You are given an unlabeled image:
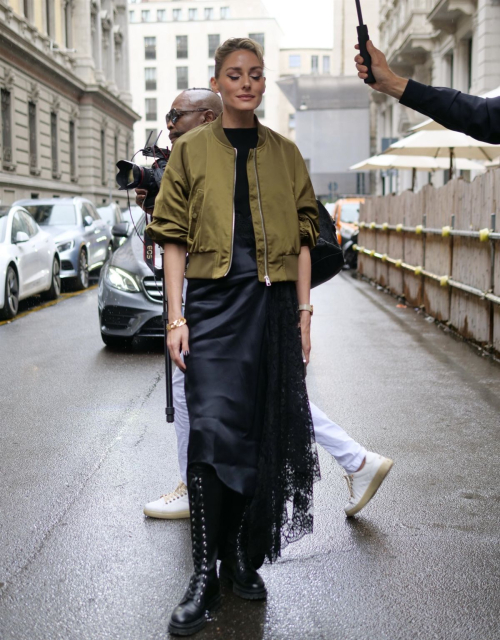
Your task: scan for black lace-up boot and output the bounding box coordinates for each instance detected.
[168,465,223,636]
[219,504,267,601]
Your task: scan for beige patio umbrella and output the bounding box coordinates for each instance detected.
[350,153,485,190]
[384,129,500,177]
[349,154,485,171]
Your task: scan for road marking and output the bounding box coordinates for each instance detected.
[0,285,98,326]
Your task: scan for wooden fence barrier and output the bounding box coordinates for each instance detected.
[357,167,500,355]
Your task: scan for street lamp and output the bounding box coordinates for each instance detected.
[299,100,308,111]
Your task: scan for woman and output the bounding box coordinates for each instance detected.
[147,38,320,636]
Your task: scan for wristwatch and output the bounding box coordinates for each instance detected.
[298,304,314,315]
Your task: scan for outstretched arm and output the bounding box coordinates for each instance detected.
[355,40,500,144]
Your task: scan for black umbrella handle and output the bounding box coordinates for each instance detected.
[357,24,376,85]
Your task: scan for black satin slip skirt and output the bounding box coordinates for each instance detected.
[184,242,267,497]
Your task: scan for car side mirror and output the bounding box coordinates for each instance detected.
[84,215,94,227]
[112,221,129,238]
[14,231,30,243]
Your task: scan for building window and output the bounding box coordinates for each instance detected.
[176,67,189,90]
[176,35,188,59]
[1,89,12,166]
[311,55,319,73]
[157,9,166,22]
[204,7,214,20]
[288,113,296,130]
[101,129,106,185]
[173,8,181,21]
[125,137,130,160]
[145,67,157,91]
[145,128,158,145]
[145,98,157,121]
[129,10,135,22]
[69,120,77,180]
[466,38,473,91]
[51,111,58,177]
[23,0,33,21]
[64,0,73,48]
[289,54,301,68]
[28,102,37,172]
[141,10,151,22]
[322,55,330,74]
[249,33,264,52]
[46,0,54,38]
[208,65,215,85]
[208,34,220,58]
[220,6,230,19]
[255,96,265,119]
[114,134,119,168]
[144,37,156,60]
[356,173,365,195]
[188,8,197,20]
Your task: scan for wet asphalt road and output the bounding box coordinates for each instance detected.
[0,272,499,640]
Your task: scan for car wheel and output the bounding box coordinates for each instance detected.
[75,249,89,290]
[0,265,19,320]
[41,258,61,301]
[101,333,134,349]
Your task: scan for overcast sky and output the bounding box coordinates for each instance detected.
[263,0,334,49]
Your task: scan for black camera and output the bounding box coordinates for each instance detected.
[116,144,170,210]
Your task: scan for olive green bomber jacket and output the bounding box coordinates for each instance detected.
[146,116,319,283]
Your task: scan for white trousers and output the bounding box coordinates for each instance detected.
[172,367,366,484]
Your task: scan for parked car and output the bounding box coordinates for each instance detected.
[98,214,165,348]
[97,203,129,251]
[332,198,364,269]
[0,205,60,319]
[15,197,113,290]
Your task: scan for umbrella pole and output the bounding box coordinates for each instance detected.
[449,148,455,180]
[411,167,416,192]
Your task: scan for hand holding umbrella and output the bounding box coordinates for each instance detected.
[355,0,376,84]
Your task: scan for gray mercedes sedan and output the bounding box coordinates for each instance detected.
[97,213,164,348]
[16,197,112,290]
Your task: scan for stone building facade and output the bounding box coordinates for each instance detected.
[0,0,138,206]
[127,0,282,149]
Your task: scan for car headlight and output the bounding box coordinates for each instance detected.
[57,240,74,252]
[107,266,140,292]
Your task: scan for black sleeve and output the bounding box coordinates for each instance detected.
[399,79,500,145]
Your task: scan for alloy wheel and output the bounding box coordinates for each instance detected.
[6,267,19,316]
[79,250,89,289]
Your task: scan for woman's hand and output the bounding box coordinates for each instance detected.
[300,310,312,366]
[167,324,190,372]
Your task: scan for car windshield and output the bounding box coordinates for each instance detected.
[0,207,10,243]
[341,203,360,223]
[25,204,77,226]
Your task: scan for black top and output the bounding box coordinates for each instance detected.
[400,79,500,145]
[224,128,259,249]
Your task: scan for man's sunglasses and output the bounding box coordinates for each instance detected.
[166,108,210,124]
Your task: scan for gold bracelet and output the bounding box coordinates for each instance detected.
[167,317,187,331]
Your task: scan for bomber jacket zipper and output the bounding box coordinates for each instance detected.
[253,150,271,286]
[224,148,237,277]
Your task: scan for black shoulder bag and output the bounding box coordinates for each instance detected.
[310,199,345,289]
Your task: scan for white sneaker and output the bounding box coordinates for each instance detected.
[143,481,190,519]
[344,451,393,517]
